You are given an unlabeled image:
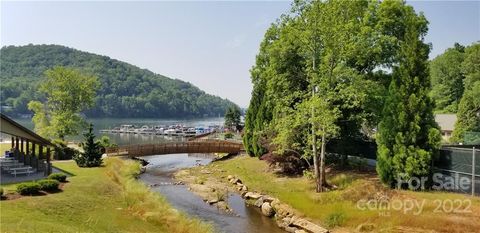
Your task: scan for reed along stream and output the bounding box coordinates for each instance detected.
[139,153,284,233]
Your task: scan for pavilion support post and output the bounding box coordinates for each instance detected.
[45,147,51,175]
[15,137,19,151]
[11,136,14,149]
[20,138,24,153]
[30,142,36,167]
[24,140,30,163]
[38,145,44,171]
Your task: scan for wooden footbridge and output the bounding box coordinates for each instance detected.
[105,139,244,157]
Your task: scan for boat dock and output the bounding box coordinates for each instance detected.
[99,124,220,137]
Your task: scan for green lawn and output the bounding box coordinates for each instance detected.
[0,143,11,155]
[193,155,480,232]
[0,158,212,233]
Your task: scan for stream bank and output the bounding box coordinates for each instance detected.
[138,153,284,233]
[175,159,330,233]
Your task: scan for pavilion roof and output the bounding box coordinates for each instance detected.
[0,113,54,146]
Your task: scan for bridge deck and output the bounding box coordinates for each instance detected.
[105,139,243,157]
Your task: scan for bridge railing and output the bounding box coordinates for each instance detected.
[105,139,243,157]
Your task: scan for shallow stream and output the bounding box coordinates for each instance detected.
[139,153,284,233]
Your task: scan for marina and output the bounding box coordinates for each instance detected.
[99,124,222,137]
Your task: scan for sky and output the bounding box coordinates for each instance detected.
[1,1,479,108]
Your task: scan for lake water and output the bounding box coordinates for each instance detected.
[4,117,225,145]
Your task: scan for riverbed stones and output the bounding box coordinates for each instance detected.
[294,230,307,233]
[272,201,294,218]
[254,197,264,207]
[244,192,262,200]
[291,218,329,233]
[261,202,274,217]
[207,199,219,204]
[228,176,242,185]
[241,185,248,191]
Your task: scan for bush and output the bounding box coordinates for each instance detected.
[224,132,234,139]
[0,187,3,197]
[261,152,308,175]
[48,173,67,182]
[325,211,347,228]
[303,169,315,180]
[38,179,60,191]
[53,140,80,160]
[17,182,41,195]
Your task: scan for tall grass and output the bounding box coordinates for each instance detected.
[104,158,212,233]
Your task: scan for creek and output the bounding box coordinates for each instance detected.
[139,153,284,233]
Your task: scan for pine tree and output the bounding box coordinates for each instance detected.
[74,123,102,167]
[376,9,441,188]
[224,106,241,131]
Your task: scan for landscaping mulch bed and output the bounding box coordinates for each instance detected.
[1,183,66,201]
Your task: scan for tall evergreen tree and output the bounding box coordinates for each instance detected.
[376,7,441,187]
[224,106,241,131]
[74,124,102,167]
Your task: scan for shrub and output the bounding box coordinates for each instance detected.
[48,173,67,182]
[38,179,60,191]
[224,132,234,139]
[261,152,308,175]
[0,187,3,197]
[325,211,347,228]
[329,174,354,189]
[17,182,41,195]
[53,139,80,160]
[303,169,315,180]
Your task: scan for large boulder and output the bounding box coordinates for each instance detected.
[262,195,276,202]
[230,178,242,184]
[294,230,307,233]
[207,199,219,204]
[272,201,295,218]
[244,192,262,200]
[291,218,329,233]
[261,202,275,217]
[254,197,264,207]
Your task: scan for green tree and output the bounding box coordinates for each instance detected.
[74,124,102,167]
[224,106,241,130]
[430,43,465,113]
[462,43,480,89]
[28,66,99,140]
[97,135,117,154]
[451,81,480,143]
[376,6,441,187]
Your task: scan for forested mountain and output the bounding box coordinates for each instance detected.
[0,44,236,118]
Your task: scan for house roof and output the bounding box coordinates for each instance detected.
[0,113,54,146]
[435,114,457,132]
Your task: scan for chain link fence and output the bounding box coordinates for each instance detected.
[434,147,479,195]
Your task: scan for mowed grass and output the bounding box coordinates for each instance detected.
[0,143,12,155]
[0,158,212,233]
[198,155,480,232]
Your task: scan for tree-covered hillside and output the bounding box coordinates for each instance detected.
[0,44,237,118]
